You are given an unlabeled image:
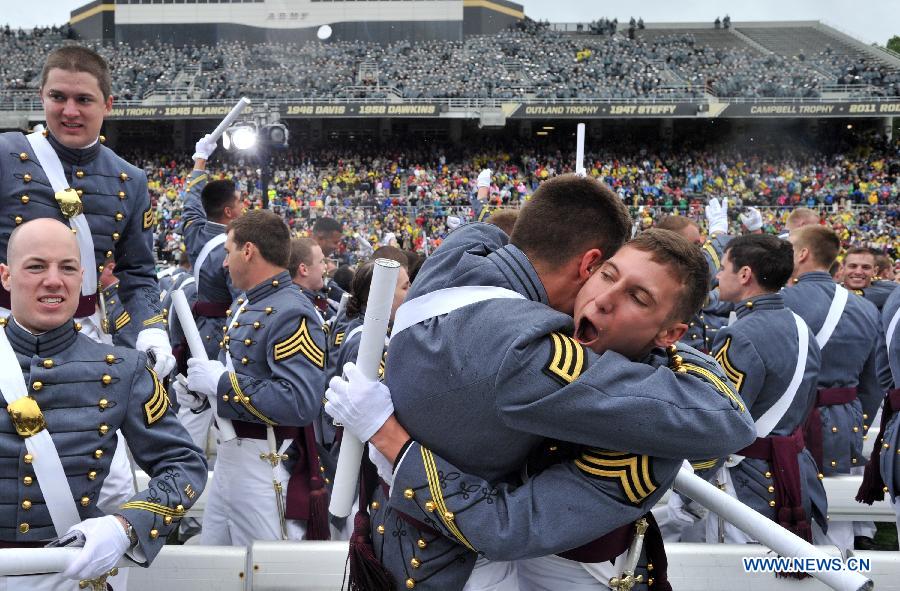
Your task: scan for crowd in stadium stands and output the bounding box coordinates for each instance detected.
[2,20,899,102]
[129,138,899,263]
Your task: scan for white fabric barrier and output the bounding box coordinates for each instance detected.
[118,541,900,591]
[248,541,348,590]
[129,545,247,591]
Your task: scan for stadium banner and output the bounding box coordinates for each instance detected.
[718,101,900,118]
[506,103,699,118]
[105,103,446,120]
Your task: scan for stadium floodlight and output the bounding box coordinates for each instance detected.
[222,124,258,152]
[317,25,333,40]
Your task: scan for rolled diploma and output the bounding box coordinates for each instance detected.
[575,122,586,175]
[329,259,401,518]
[0,549,134,576]
[171,289,237,442]
[674,468,872,591]
[208,97,252,143]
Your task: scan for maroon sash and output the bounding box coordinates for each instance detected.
[192,300,229,318]
[804,387,858,471]
[738,427,812,542]
[857,389,900,504]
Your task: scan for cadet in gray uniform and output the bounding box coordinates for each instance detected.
[0,219,206,590]
[98,260,139,349]
[842,248,898,312]
[857,285,900,545]
[328,229,748,591]
[179,137,243,360]
[782,225,882,553]
[327,177,755,591]
[707,234,826,544]
[187,210,328,545]
[0,46,173,377]
[288,237,333,323]
[656,215,723,353]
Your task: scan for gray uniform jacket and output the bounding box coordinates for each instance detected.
[213,271,327,428]
[782,271,882,475]
[0,132,164,330]
[711,293,827,528]
[0,317,207,562]
[179,169,240,360]
[371,223,755,590]
[101,281,140,349]
[861,280,898,312]
[878,287,900,499]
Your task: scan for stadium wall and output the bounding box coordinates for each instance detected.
[70,0,116,41]
[71,0,522,44]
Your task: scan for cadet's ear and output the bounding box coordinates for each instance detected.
[577,248,603,281]
[0,263,9,291]
[653,321,687,349]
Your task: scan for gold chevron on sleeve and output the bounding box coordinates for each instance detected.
[714,337,745,392]
[574,450,657,505]
[142,314,165,326]
[691,459,719,471]
[273,317,325,367]
[334,331,345,347]
[120,501,186,518]
[143,367,170,426]
[114,311,131,331]
[229,372,276,426]
[682,362,745,413]
[702,241,721,271]
[143,207,155,230]
[543,332,586,385]
[420,446,476,551]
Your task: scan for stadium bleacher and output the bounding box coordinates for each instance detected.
[2,19,899,103]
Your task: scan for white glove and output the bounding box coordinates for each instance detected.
[193,133,217,162]
[61,515,130,581]
[476,168,492,189]
[368,443,395,486]
[174,375,205,411]
[739,206,763,231]
[705,197,728,235]
[324,362,394,442]
[187,358,226,398]
[136,328,176,376]
[446,215,461,230]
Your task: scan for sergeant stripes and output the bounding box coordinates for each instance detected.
[273,317,325,367]
[574,450,657,505]
[420,446,476,552]
[114,310,131,331]
[714,337,746,392]
[143,367,170,426]
[544,332,586,385]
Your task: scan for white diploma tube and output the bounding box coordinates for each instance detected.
[171,289,237,442]
[0,548,134,576]
[674,468,872,591]
[209,97,252,143]
[329,259,401,518]
[575,122,586,176]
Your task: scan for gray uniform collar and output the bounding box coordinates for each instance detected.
[734,292,784,320]
[794,271,834,284]
[486,244,549,305]
[245,270,292,304]
[204,221,228,235]
[4,317,79,357]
